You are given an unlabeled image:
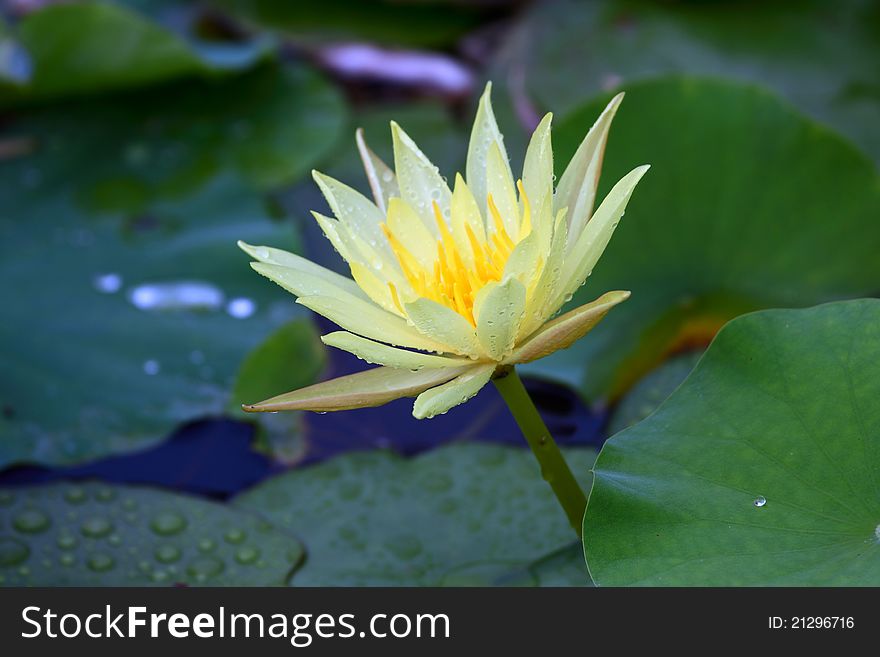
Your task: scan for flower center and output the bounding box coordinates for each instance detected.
[381,181,532,326]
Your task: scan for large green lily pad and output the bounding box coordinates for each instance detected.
[527,78,880,401]
[0,64,343,468]
[511,0,880,162]
[584,300,880,586]
[235,443,596,586]
[0,481,303,586]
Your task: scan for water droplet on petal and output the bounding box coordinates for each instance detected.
[753,496,767,508]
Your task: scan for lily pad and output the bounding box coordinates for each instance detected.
[512,0,880,162]
[2,1,262,104]
[584,299,880,586]
[235,443,596,586]
[0,64,343,468]
[527,78,880,401]
[0,481,303,586]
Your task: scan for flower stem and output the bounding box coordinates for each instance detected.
[493,367,587,538]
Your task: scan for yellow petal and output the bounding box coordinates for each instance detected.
[556,92,624,249]
[298,295,450,354]
[521,209,568,336]
[486,141,520,239]
[412,363,495,419]
[356,127,398,214]
[238,240,366,299]
[386,197,437,268]
[312,171,389,256]
[243,366,466,413]
[505,291,630,364]
[522,112,554,222]
[473,277,526,360]
[390,120,451,234]
[322,331,469,369]
[466,82,512,222]
[312,211,358,267]
[403,297,482,358]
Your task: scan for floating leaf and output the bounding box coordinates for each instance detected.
[527,78,880,401]
[584,300,880,586]
[235,443,596,586]
[0,481,303,586]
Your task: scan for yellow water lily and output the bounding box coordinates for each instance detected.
[239,84,648,421]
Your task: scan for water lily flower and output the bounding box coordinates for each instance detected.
[239,85,648,421]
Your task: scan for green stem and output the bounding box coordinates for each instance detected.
[493,367,588,538]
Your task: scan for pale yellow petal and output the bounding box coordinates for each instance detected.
[556,165,649,309]
[473,277,526,360]
[386,197,437,269]
[486,141,520,239]
[556,92,624,250]
[349,261,405,316]
[243,366,466,413]
[403,298,482,358]
[505,291,630,364]
[312,171,389,255]
[466,82,512,221]
[412,363,495,419]
[238,240,366,299]
[520,209,568,336]
[390,121,451,234]
[522,112,554,223]
[297,295,450,354]
[322,331,470,369]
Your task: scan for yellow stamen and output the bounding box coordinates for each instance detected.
[379,184,541,326]
[388,282,403,313]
